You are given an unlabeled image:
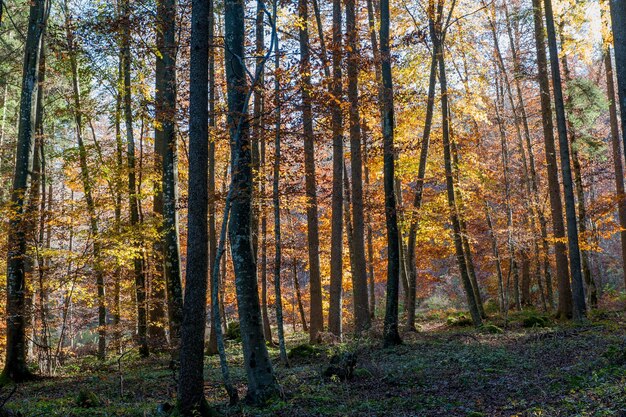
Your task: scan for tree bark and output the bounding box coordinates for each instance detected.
[381,0,402,346]
[327,0,344,339]
[532,0,565,310]
[436,11,482,326]
[604,46,626,292]
[346,0,370,333]
[225,0,277,402]
[177,0,212,412]
[544,0,586,320]
[297,0,323,343]
[155,0,183,351]
[120,0,149,356]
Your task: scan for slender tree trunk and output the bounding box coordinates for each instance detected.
[297,0,323,343]
[120,0,149,356]
[532,0,564,310]
[225,0,277,402]
[362,122,376,319]
[273,28,288,365]
[113,70,123,354]
[485,202,506,313]
[207,0,219,356]
[381,0,402,346]
[503,1,551,307]
[327,0,344,338]
[437,27,482,327]
[177,0,212,412]
[610,5,626,260]
[293,259,308,331]
[559,45,598,309]
[544,0,586,320]
[155,0,183,351]
[604,47,626,289]
[64,1,107,361]
[406,48,437,331]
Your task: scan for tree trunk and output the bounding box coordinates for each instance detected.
[207,0,218,356]
[604,46,626,292]
[543,0,586,320]
[177,0,212,412]
[406,46,437,331]
[531,0,565,310]
[362,122,376,319]
[610,5,626,258]
[346,0,370,333]
[381,0,402,346]
[225,0,277,402]
[327,0,344,339]
[155,0,183,351]
[297,0,324,343]
[120,0,149,356]
[293,259,308,331]
[64,1,107,361]
[437,26,482,327]
[273,28,288,365]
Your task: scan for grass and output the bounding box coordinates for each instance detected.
[4,309,626,416]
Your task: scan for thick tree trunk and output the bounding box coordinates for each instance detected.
[225,0,277,402]
[297,0,324,342]
[381,0,402,346]
[177,0,212,413]
[544,0,586,320]
[155,0,183,351]
[327,0,344,338]
[346,0,370,333]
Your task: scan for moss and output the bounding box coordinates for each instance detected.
[446,312,474,327]
[521,314,549,328]
[288,343,323,360]
[225,321,241,342]
[75,390,100,408]
[479,324,503,334]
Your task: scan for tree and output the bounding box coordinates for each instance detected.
[177,0,212,412]
[2,0,49,383]
[225,0,278,403]
[434,0,482,327]
[346,0,370,333]
[543,0,586,320]
[327,0,344,338]
[155,0,183,352]
[63,0,106,360]
[531,0,566,311]
[297,0,323,343]
[611,0,626,181]
[380,0,402,347]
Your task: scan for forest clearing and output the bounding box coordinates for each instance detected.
[2,0,626,415]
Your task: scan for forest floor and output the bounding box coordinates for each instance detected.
[4,307,626,417]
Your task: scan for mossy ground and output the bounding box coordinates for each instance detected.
[5,309,626,416]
